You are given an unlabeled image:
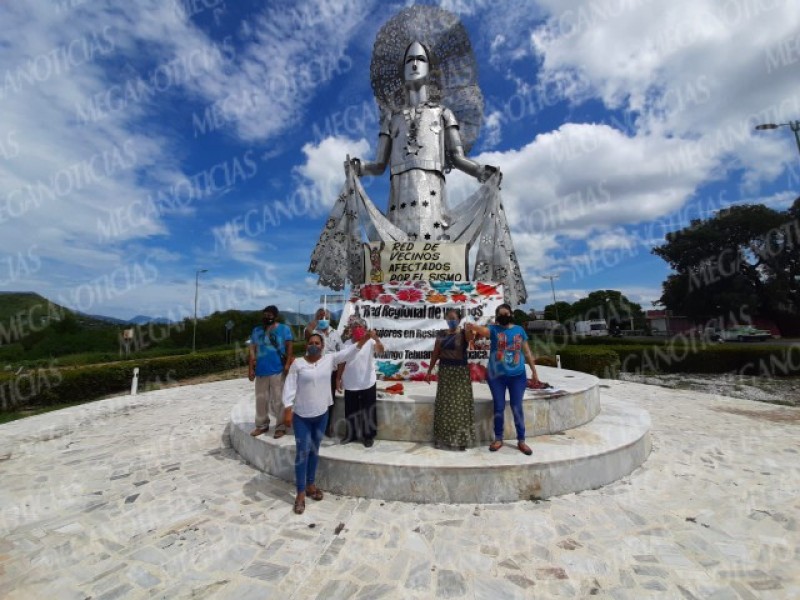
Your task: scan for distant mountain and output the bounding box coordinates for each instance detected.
[127,315,174,325]
[84,313,129,325]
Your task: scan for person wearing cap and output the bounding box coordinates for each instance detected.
[305,307,343,437]
[249,305,294,438]
[337,317,384,447]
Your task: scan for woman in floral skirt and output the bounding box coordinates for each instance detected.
[425,308,476,450]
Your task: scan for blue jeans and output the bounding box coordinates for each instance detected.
[292,412,329,493]
[487,373,527,442]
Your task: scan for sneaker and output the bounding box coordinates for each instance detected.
[363,438,374,448]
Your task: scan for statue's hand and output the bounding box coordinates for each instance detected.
[344,157,362,177]
[479,164,499,183]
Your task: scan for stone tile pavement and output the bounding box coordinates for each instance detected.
[0,378,798,599]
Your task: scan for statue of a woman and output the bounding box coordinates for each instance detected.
[348,41,498,243]
[309,6,527,306]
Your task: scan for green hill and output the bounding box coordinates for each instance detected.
[0,292,117,335]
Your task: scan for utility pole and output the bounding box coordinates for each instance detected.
[542,274,560,322]
[193,269,208,353]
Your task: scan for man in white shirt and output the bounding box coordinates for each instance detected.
[337,317,384,447]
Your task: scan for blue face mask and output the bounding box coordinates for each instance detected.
[446,320,459,330]
[307,345,322,357]
[317,319,329,330]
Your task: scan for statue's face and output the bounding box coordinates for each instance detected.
[404,41,429,83]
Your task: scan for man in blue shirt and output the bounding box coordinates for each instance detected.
[249,305,294,438]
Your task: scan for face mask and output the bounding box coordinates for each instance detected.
[497,314,512,326]
[352,327,365,341]
[317,319,329,330]
[307,345,322,357]
[446,320,459,330]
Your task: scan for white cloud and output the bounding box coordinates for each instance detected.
[0,0,374,319]
[186,0,376,142]
[467,122,718,238]
[293,136,371,213]
[530,0,800,185]
[587,229,636,252]
[480,110,503,149]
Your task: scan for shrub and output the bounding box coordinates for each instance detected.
[534,355,558,368]
[613,342,800,377]
[0,348,249,412]
[557,347,621,378]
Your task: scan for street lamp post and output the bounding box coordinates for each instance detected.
[755,121,800,159]
[542,274,560,321]
[297,299,306,338]
[193,269,208,353]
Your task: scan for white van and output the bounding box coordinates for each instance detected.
[574,319,608,337]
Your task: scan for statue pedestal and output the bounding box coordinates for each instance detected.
[330,366,599,442]
[229,366,652,503]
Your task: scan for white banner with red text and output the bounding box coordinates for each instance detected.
[338,280,504,381]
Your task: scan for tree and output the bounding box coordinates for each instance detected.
[568,290,644,329]
[652,201,800,324]
[543,301,572,323]
[512,309,528,326]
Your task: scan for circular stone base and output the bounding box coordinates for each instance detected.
[344,366,600,443]
[229,393,651,503]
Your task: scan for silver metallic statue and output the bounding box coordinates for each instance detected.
[349,40,497,242]
[309,6,527,305]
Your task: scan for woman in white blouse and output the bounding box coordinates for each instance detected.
[282,331,373,514]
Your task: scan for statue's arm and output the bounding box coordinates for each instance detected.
[348,111,392,177]
[446,125,498,183]
[354,134,391,177]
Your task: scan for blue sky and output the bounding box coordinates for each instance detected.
[1,0,799,320]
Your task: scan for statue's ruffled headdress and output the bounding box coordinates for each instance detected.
[370,5,484,156]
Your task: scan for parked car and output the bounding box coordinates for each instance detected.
[714,326,772,342]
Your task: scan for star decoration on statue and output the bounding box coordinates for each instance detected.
[422,200,429,207]
[390,204,396,211]
[430,190,436,196]
[410,233,418,240]
[405,139,423,156]
[400,203,406,209]
[424,233,431,240]
[433,222,440,229]
[410,201,417,207]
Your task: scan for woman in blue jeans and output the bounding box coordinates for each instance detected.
[471,303,541,455]
[281,332,371,514]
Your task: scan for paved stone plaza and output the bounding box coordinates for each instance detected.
[1,378,798,599]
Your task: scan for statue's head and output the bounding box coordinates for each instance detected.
[403,41,430,86]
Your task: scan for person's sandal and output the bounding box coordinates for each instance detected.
[293,497,305,514]
[307,486,324,501]
[489,440,503,452]
[250,425,268,437]
[517,441,532,456]
[274,427,286,439]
